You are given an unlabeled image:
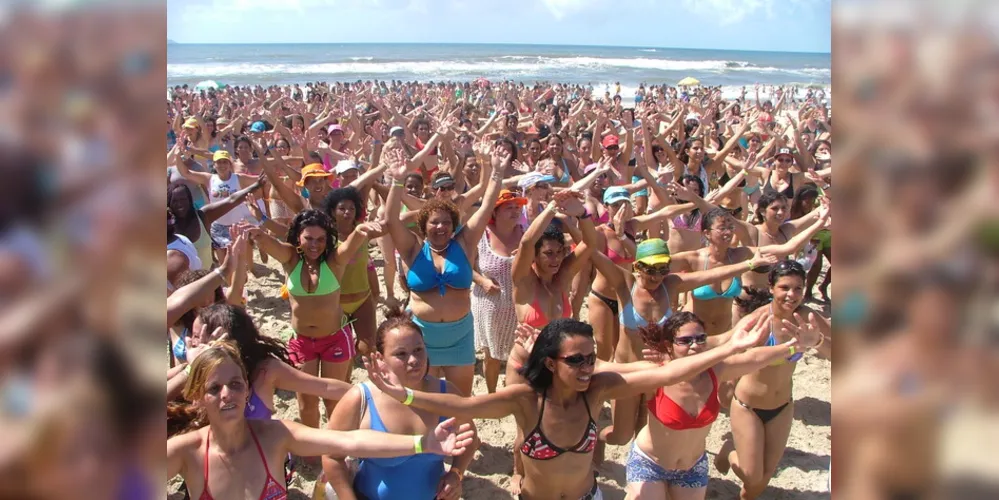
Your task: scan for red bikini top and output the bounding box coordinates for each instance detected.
[647,368,719,431]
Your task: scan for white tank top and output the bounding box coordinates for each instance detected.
[167,234,202,271]
[208,173,262,226]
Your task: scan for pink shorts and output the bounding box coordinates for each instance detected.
[287,325,355,365]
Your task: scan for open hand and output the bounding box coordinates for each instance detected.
[728,314,775,352]
[426,417,476,457]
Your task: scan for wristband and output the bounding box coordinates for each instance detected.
[747,260,756,271]
[184,364,191,376]
[259,213,269,223]
[413,434,423,454]
[452,469,464,481]
[402,387,414,405]
[394,181,405,188]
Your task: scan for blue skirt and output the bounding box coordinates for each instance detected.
[411,313,475,366]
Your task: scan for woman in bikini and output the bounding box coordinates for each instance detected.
[382,140,504,396]
[362,316,771,500]
[545,134,579,186]
[167,341,475,500]
[591,237,778,456]
[322,310,480,500]
[624,311,819,500]
[715,261,831,500]
[241,210,379,429]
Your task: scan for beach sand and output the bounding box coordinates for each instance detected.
[169,242,831,500]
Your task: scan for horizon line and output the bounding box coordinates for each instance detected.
[166,40,830,56]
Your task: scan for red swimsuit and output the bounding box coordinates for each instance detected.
[199,426,288,500]
[647,368,720,430]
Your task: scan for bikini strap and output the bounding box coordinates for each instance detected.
[581,392,594,420]
[203,429,211,485]
[247,424,274,477]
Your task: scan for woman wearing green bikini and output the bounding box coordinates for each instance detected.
[241,210,380,430]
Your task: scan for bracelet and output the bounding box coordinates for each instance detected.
[184,364,191,376]
[812,335,825,349]
[413,434,423,454]
[402,387,415,405]
[394,181,405,188]
[213,267,230,287]
[452,469,465,481]
[747,261,756,271]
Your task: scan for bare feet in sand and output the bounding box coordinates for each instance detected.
[715,439,735,475]
[510,473,523,496]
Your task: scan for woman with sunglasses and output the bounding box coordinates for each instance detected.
[760,147,806,200]
[624,311,811,500]
[591,238,777,455]
[168,341,476,500]
[382,142,505,397]
[716,261,830,500]
[362,316,771,500]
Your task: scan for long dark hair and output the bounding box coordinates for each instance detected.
[287,209,337,260]
[754,191,789,224]
[678,174,705,228]
[735,260,807,313]
[790,184,819,220]
[518,318,593,392]
[197,303,291,382]
[641,311,705,359]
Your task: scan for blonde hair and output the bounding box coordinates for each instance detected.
[167,341,248,436]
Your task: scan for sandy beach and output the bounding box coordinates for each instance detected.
[170,242,831,500]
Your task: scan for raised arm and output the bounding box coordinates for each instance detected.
[281,418,475,459]
[199,174,266,227]
[173,155,212,186]
[760,206,829,257]
[333,222,381,267]
[459,147,505,249]
[382,149,419,257]
[512,201,558,282]
[669,250,775,293]
[242,223,297,265]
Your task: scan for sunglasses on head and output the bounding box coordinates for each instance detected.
[674,334,708,346]
[558,352,597,368]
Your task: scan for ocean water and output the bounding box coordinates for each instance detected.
[167,43,829,100]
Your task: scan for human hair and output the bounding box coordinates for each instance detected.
[701,207,732,235]
[678,174,705,228]
[168,182,196,218]
[167,341,248,436]
[678,137,704,164]
[416,198,461,238]
[374,306,424,354]
[234,135,253,152]
[735,260,807,313]
[494,136,518,161]
[173,269,226,333]
[204,116,218,138]
[197,303,291,382]
[640,311,705,359]
[319,187,364,224]
[412,118,431,133]
[754,191,789,224]
[790,184,820,219]
[286,209,337,260]
[534,222,566,254]
[808,139,831,157]
[518,318,594,391]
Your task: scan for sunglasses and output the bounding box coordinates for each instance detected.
[777,157,792,163]
[436,184,455,191]
[636,263,669,275]
[558,352,597,368]
[674,334,708,346]
[605,146,620,151]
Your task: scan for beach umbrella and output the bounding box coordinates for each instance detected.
[194,80,221,91]
[677,77,700,87]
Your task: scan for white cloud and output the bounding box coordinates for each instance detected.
[681,0,821,26]
[541,0,606,20]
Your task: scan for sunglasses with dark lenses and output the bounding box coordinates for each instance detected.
[558,352,597,367]
[637,263,669,275]
[674,334,708,346]
[436,184,455,191]
[606,145,620,151]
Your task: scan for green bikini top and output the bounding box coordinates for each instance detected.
[286,258,341,297]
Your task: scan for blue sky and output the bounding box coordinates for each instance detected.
[167,0,830,53]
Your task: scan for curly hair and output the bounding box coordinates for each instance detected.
[534,222,566,253]
[417,198,461,238]
[286,209,337,260]
[319,187,364,225]
[640,311,705,360]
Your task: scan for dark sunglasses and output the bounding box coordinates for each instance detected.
[435,184,455,191]
[605,145,620,151]
[674,334,708,346]
[558,352,597,368]
[636,263,669,275]
[777,157,792,163]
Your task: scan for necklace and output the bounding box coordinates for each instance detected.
[428,240,449,254]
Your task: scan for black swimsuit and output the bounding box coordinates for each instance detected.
[763,173,795,199]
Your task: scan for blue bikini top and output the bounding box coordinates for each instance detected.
[405,238,473,296]
[692,251,742,301]
[620,282,672,331]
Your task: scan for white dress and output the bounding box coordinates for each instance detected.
[470,228,519,360]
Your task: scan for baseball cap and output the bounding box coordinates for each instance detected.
[212,150,232,163]
[327,123,344,134]
[389,126,405,137]
[775,147,794,159]
[517,172,557,190]
[602,135,620,149]
[602,186,630,206]
[334,160,360,175]
[635,238,671,266]
[296,163,332,186]
[250,121,267,133]
[494,189,527,209]
[431,173,456,189]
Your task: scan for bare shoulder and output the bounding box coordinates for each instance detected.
[168,427,207,451]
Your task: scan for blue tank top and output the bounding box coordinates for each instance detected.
[353,381,449,500]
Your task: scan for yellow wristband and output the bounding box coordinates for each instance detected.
[184,364,191,376]
[403,388,414,405]
[747,260,756,271]
[413,434,423,454]
[787,346,796,357]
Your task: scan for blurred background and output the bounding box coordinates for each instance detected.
[0,0,995,499]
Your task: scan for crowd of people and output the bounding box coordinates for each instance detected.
[166,78,833,500]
